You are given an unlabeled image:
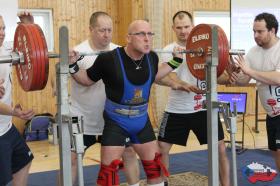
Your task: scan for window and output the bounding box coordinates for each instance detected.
[18,9,54,52]
[193,11,230,43]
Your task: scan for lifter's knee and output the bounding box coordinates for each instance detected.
[141,153,169,180]
[158,142,172,155]
[123,146,137,159]
[97,159,123,186]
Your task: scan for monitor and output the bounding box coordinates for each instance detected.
[217,92,247,114]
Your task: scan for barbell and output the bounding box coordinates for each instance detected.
[1,23,244,91]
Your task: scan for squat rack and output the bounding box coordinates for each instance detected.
[55,25,238,186]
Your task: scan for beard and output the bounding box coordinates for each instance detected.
[0,39,4,47]
[255,35,271,48]
[256,41,263,47]
[255,38,266,47]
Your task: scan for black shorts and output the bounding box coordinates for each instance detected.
[158,110,224,146]
[0,125,34,185]
[71,134,101,151]
[266,114,280,151]
[101,113,156,146]
[83,135,102,151]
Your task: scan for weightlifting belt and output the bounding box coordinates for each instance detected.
[105,99,148,117]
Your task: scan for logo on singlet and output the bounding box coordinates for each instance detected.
[125,88,145,104]
[125,137,130,143]
[28,151,32,156]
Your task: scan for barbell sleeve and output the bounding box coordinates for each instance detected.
[48,53,60,58]
[228,49,245,55]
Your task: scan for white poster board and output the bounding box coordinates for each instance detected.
[231,0,280,84]
[231,0,280,54]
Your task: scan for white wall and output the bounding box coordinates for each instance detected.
[0,0,18,42]
[194,11,230,42]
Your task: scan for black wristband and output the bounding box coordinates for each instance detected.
[167,57,183,69]
[173,57,183,63]
[69,62,79,74]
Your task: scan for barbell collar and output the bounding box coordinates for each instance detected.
[48,53,60,58]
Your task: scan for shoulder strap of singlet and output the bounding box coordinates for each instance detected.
[112,48,123,83]
[147,53,155,80]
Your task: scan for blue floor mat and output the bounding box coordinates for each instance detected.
[27,149,280,186]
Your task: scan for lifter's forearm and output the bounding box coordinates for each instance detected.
[156,73,174,87]
[71,69,95,86]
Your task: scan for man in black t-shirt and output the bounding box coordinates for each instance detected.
[69,20,188,186]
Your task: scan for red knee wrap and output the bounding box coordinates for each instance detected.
[97,159,124,186]
[141,153,170,180]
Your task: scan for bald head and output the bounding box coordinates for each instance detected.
[126,20,153,57]
[128,20,151,34]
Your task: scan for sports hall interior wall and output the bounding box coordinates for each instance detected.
[12,0,264,133]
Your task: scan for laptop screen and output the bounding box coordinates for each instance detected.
[217,92,247,114]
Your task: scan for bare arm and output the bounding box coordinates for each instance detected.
[155,62,174,82]
[0,103,34,120]
[0,102,15,116]
[235,73,252,86]
[221,56,252,86]
[244,70,280,85]
[157,72,204,94]
[217,69,241,85]
[156,73,174,87]
[0,79,5,99]
[234,55,280,86]
[155,46,184,82]
[71,69,96,86]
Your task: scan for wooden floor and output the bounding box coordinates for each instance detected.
[28,114,268,174]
